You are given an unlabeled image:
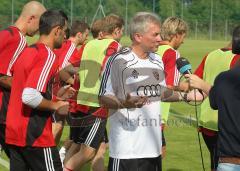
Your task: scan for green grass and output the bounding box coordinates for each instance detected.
[0,38,228,171]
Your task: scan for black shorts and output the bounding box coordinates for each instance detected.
[69,112,107,149]
[52,112,66,123]
[108,156,162,171]
[69,123,108,143]
[0,123,10,157]
[102,128,109,143]
[9,145,62,171]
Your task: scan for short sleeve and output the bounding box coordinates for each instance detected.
[25,50,57,93]
[101,41,121,74]
[162,49,180,86]
[230,54,240,68]
[194,55,208,79]
[99,57,119,97]
[69,44,85,67]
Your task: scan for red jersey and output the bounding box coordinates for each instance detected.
[6,43,59,147]
[158,43,180,87]
[54,40,79,70]
[69,44,86,67]
[0,26,27,124]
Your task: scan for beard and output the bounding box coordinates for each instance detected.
[54,40,63,49]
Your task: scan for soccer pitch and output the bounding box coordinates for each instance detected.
[0,38,228,171]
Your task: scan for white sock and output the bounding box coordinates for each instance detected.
[59,146,66,165]
[59,146,66,154]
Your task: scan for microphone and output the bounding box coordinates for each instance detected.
[176,57,203,95]
[176,57,192,74]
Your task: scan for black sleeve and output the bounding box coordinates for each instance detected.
[209,86,218,110]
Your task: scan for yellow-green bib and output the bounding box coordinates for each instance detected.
[77,38,117,107]
[200,49,234,131]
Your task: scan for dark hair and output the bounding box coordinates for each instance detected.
[232,25,240,54]
[70,20,89,37]
[39,9,68,35]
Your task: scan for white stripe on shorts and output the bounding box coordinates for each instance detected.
[84,118,101,146]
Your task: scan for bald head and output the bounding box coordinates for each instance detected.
[16,1,46,36]
[20,1,46,18]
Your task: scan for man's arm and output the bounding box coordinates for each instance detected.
[160,89,183,102]
[22,87,69,115]
[37,98,69,115]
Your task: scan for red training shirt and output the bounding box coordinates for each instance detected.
[0,26,27,124]
[6,43,58,147]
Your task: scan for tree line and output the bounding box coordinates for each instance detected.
[1,0,239,39]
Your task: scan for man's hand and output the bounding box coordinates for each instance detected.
[57,85,76,100]
[0,75,12,89]
[121,93,148,108]
[185,74,205,90]
[185,74,212,95]
[54,101,69,115]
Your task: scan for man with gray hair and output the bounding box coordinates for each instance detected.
[99,12,164,171]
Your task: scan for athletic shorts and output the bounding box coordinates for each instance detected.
[68,112,107,149]
[52,112,66,123]
[0,123,10,157]
[108,156,162,171]
[9,145,62,171]
[102,128,109,143]
[69,124,108,145]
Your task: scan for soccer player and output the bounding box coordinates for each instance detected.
[99,12,164,171]
[55,20,90,163]
[0,1,46,158]
[53,20,90,145]
[156,16,188,157]
[61,18,108,171]
[5,10,69,171]
[63,14,124,171]
[91,18,104,40]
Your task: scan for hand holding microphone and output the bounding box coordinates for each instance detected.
[176,57,204,92]
[176,57,207,102]
[185,74,206,91]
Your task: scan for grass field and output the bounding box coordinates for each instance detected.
[0,37,228,171]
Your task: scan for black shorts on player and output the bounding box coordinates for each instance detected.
[69,111,107,149]
[108,156,162,171]
[0,123,10,157]
[9,145,62,171]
